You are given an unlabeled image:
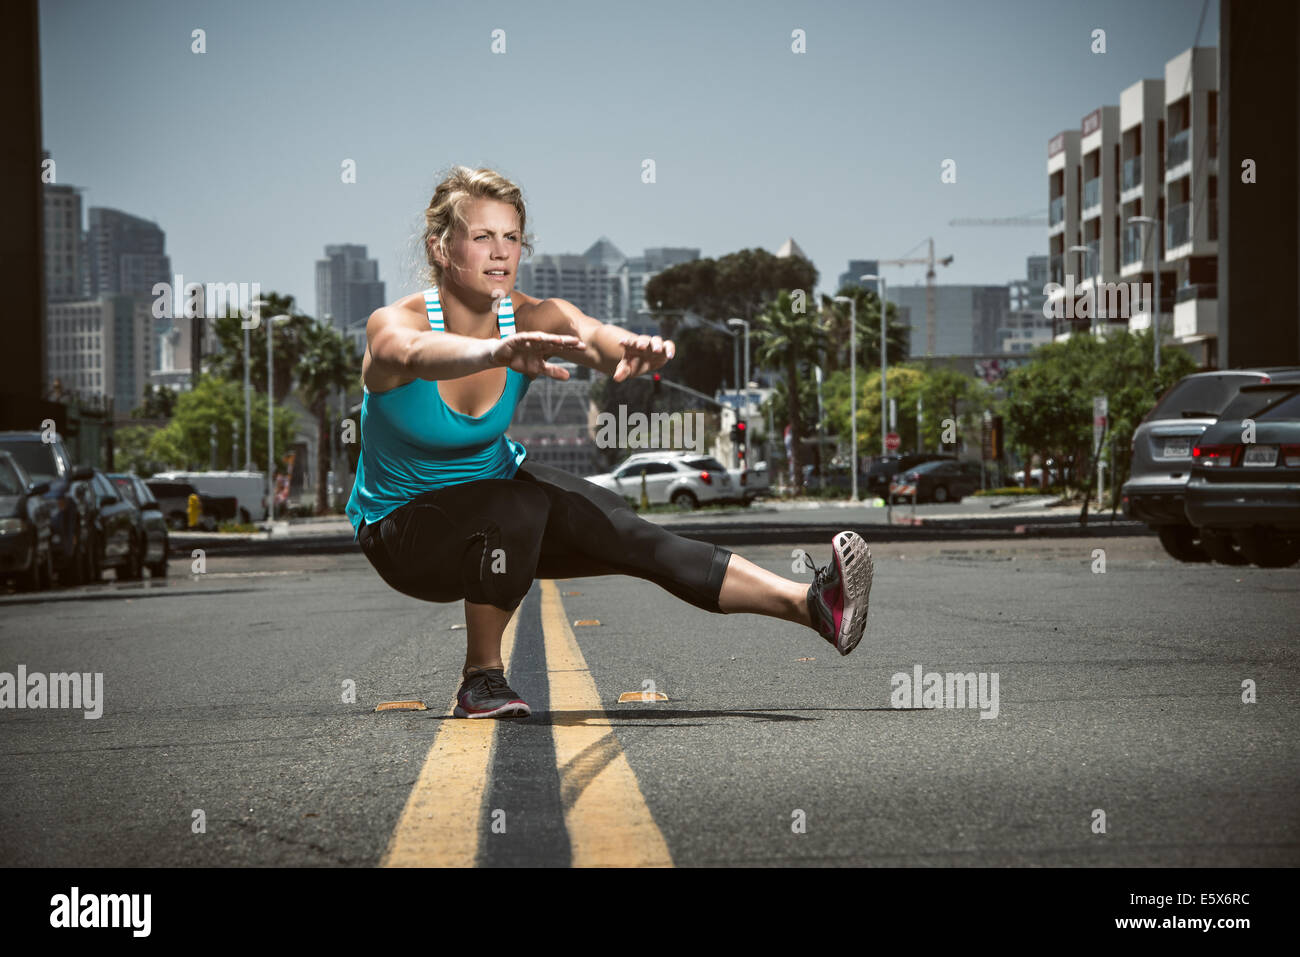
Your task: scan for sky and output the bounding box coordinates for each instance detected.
[39,0,1218,317]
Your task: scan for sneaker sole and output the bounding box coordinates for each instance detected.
[453,701,532,719]
[831,531,873,656]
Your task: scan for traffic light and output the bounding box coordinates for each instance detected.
[730,420,747,460]
[652,372,661,396]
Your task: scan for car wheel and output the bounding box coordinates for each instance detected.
[1234,529,1300,568]
[1156,525,1209,563]
[933,485,949,503]
[671,490,698,510]
[1199,529,1250,566]
[239,507,251,524]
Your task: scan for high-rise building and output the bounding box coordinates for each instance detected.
[86,208,171,298]
[837,260,881,294]
[315,244,386,332]
[1000,256,1054,354]
[894,285,1011,357]
[46,295,153,412]
[43,160,87,303]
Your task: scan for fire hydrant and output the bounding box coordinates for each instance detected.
[187,492,202,529]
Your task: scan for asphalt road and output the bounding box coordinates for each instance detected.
[1,535,1295,867]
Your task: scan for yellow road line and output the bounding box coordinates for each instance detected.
[540,580,673,867]
[378,614,518,868]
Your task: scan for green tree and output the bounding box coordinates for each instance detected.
[151,375,297,472]
[113,424,168,474]
[818,287,910,375]
[205,292,314,404]
[132,384,178,419]
[296,319,360,514]
[752,289,827,488]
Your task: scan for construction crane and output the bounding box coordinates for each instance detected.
[949,209,1048,227]
[880,238,954,357]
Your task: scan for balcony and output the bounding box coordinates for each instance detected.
[1086,239,1100,278]
[1167,202,1191,249]
[1049,255,1064,287]
[1049,195,1065,227]
[1175,283,1217,304]
[1121,222,1147,266]
[1167,129,1191,170]
[1122,156,1142,192]
[1082,177,1101,212]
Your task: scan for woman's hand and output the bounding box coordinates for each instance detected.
[613,334,675,382]
[486,331,588,380]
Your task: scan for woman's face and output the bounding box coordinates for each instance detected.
[432,197,522,298]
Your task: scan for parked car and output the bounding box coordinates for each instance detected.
[1184,383,1300,567]
[149,470,265,524]
[890,459,983,503]
[85,468,145,581]
[587,453,732,509]
[108,473,170,577]
[1122,367,1300,562]
[0,451,56,591]
[0,430,97,585]
[863,453,957,496]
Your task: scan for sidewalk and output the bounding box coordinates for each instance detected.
[169,495,1144,555]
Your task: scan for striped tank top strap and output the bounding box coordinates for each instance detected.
[497,294,515,338]
[424,286,444,331]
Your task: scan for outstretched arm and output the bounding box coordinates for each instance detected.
[529,298,675,381]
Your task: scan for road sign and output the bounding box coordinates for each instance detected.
[885,432,900,451]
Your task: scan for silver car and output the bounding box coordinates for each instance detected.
[1123,367,1300,561]
[586,453,732,509]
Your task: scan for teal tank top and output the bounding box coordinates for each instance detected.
[345,286,532,541]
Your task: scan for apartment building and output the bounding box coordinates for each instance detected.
[1164,47,1219,366]
[1045,47,1221,365]
[315,244,385,335]
[1046,129,1081,331]
[1117,78,1175,334]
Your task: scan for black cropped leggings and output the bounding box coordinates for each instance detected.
[357,460,733,614]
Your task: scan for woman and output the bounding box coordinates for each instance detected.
[346,166,873,718]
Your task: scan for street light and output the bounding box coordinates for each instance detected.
[1068,244,1096,332]
[832,284,881,504]
[1128,215,1163,370]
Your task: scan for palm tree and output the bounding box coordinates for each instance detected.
[296,320,360,514]
[752,290,827,491]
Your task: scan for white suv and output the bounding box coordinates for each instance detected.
[585,453,733,509]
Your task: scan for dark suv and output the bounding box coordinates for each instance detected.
[0,431,97,585]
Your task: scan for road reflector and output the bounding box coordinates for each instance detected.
[563,591,582,596]
[574,619,600,627]
[796,657,816,662]
[375,700,428,712]
[618,691,668,702]
[450,623,465,630]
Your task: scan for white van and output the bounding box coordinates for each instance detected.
[150,470,267,523]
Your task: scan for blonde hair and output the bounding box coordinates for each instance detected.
[422,166,534,288]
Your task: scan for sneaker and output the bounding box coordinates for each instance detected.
[453,667,531,719]
[806,531,874,656]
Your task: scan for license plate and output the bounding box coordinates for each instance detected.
[1162,438,1191,457]
[1243,445,1278,467]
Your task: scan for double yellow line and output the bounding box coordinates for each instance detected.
[379,580,672,868]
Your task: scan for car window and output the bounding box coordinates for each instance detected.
[683,457,728,472]
[111,477,141,507]
[0,458,24,495]
[909,460,948,474]
[1220,386,1300,421]
[1257,391,1300,420]
[133,477,158,506]
[0,441,59,482]
[93,473,116,500]
[1149,374,1262,420]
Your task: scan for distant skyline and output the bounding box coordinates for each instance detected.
[39,0,1218,317]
